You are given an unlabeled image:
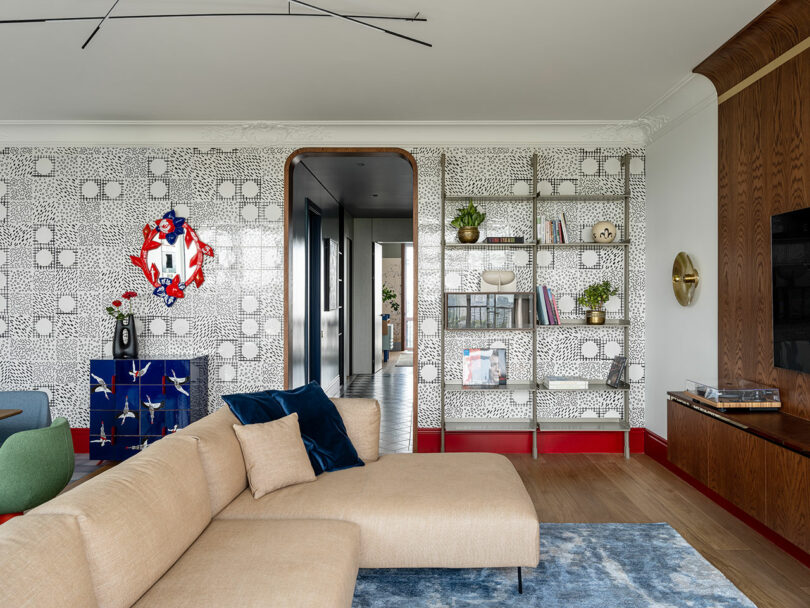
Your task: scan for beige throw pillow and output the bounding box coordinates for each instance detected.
[232,413,316,499]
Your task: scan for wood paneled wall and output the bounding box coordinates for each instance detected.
[694,0,810,421]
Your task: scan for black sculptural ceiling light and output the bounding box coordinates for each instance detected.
[0,1,431,49]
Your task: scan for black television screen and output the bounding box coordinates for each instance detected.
[772,207,810,374]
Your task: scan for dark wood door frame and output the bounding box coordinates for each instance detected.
[284,147,419,451]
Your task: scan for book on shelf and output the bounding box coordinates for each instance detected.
[484,236,525,244]
[544,376,590,390]
[538,214,571,244]
[536,285,561,325]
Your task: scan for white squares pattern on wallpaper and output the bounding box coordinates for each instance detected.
[0,145,645,431]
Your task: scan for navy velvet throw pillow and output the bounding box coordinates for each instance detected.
[222,390,286,425]
[271,382,364,475]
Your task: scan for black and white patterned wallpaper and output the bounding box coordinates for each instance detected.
[0,145,645,429]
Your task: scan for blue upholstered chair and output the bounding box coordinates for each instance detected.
[0,391,52,447]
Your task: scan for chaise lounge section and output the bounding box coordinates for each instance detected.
[0,397,539,607]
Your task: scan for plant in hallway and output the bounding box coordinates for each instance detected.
[577,281,618,325]
[450,200,486,243]
[382,285,400,312]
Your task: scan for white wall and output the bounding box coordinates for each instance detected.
[645,77,718,438]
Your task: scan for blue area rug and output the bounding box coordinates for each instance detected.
[352,523,755,607]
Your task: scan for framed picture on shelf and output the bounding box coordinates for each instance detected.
[462,348,507,387]
[323,238,338,311]
[606,355,627,388]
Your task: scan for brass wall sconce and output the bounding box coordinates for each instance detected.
[672,252,699,306]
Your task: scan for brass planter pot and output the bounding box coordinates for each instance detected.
[585,310,606,325]
[457,226,480,244]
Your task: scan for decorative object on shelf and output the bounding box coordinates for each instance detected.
[106,291,139,359]
[672,251,699,306]
[450,200,485,244]
[684,379,781,411]
[592,221,617,243]
[481,270,516,292]
[382,284,399,312]
[462,348,506,387]
[324,238,338,311]
[578,281,618,325]
[445,293,533,330]
[606,356,627,388]
[130,209,214,308]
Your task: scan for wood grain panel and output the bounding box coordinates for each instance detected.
[707,419,769,521]
[693,0,810,97]
[766,442,810,553]
[667,400,708,484]
[714,38,810,420]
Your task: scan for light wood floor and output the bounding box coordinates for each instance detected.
[506,453,810,608]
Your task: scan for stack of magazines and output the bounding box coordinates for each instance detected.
[544,376,589,389]
[536,285,561,325]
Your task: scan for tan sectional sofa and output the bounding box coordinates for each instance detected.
[0,398,539,607]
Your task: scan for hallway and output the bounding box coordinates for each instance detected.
[342,352,413,454]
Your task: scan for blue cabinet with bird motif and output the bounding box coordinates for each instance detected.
[89,357,208,460]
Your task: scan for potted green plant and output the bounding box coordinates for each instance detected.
[450,200,486,244]
[577,281,618,325]
[382,285,400,312]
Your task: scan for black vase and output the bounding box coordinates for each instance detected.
[113,314,139,359]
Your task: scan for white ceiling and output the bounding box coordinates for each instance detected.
[0,0,769,121]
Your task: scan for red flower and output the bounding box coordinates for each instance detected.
[112,300,122,307]
[121,291,137,300]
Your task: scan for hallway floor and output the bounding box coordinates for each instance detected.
[343,351,413,454]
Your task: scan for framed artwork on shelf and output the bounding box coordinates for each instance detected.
[462,348,507,387]
[323,238,338,311]
[606,355,627,388]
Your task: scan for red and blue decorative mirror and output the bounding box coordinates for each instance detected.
[129,210,214,307]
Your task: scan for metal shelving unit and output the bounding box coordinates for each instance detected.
[535,154,633,458]
[439,153,633,459]
[440,153,539,458]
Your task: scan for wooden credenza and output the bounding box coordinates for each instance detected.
[667,392,810,554]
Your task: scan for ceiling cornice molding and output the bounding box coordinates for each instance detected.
[0,120,648,148]
[638,74,718,144]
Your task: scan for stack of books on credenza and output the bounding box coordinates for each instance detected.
[543,376,589,390]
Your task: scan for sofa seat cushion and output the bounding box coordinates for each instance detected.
[216,453,539,568]
[0,514,99,608]
[133,519,360,608]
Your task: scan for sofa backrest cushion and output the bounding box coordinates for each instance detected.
[0,513,99,608]
[32,434,211,608]
[177,405,247,514]
[332,398,381,463]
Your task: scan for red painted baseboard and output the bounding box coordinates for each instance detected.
[71,428,89,454]
[416,428,645,454]
[642,429,810,569]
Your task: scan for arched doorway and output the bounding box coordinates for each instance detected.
[283,148,418,452]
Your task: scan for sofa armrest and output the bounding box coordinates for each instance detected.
[331,398,380,463]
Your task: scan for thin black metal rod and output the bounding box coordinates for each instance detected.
[288,0,431,47]
[0,13,427,26]
[518,567,523,594]
[81,0,122,49]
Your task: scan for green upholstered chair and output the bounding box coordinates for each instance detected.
[0,418,75,520]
